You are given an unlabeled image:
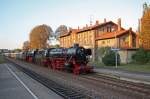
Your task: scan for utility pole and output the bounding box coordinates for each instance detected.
[89,15,94,26]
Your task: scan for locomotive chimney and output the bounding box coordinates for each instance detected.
[73,43,79,48]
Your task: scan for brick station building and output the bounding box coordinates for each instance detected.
[59,18,138,62]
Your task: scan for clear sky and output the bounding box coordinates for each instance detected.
[0,0,149,49]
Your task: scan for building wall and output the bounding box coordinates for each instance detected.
[95,24,118,37]
[59,30,78,48]
[118,50,136,63]
[96,38,116,48]
[119,33,129,48]
[77,30,94,48]
[59,35,71,48]
[95,32,136,49]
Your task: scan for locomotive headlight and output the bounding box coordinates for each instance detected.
[44,50,47,56]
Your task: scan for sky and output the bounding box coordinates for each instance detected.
[0,0,149,49]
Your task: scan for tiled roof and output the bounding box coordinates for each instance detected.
[96,29,135,40]
[59,33,70,38]
[77,21,124,33]
[59,29,77,37]
[59,21,126,37]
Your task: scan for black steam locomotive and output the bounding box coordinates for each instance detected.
[12,44,93,75]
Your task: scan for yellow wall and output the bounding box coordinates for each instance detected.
[77,30,94,48]
[96,38,116,48]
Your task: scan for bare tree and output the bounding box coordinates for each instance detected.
[55,25,68,39]
[22,41,30,50]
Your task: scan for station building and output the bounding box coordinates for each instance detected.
[59,18,139,63]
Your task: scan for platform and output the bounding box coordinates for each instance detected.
[95,67,150,85]
[0,63,62,99]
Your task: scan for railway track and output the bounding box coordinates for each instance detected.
[6,58,150,99]
[8,60,93,99]
[82,74,150,98]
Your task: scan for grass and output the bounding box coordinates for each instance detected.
[0,55,5,64]
[118,63,150,73]
[90,60,150,73]
[88,61,105,67]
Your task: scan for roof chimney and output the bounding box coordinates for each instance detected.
[86,24,88,28]
[117,18,121,31]
[104,18,106,23]
[95,20,99,25]
[78,26,80,30]
[69,27,72,32]
[129,27,132,31]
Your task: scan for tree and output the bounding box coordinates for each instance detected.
[13,48,22,52]
[55,25,68,39]
[22,41,30,50]
[102,50,120,66]
[50,44,60,48]
[132,48,149,64]
[96,46,111,62]
[47,25,68,46]
[29,24,53,49]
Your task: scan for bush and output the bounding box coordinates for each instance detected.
[147,51,150,60]
[132,48,149,64]
[102,50,120,66]
[96,46,111,62]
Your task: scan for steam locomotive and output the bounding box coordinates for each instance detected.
[9,44,93,75]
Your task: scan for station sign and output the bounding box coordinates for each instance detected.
[111,48,120,51]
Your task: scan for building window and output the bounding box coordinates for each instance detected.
[103,28,105,32]
[111,27,116,32]
[98,28,104,34]
[107,26,112,32]
[107,40,110,43]
[123,37,126,42]
[102,41,105,44]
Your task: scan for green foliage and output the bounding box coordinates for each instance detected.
[53,44,60,48]
[89,61,104,67]
[147,51,150,60]
[102,49,120,66]
[132,48,149,64]
[96,46,111,62]
[97,46,111,57]
[14,48,22,52]
[118,63,150,73]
